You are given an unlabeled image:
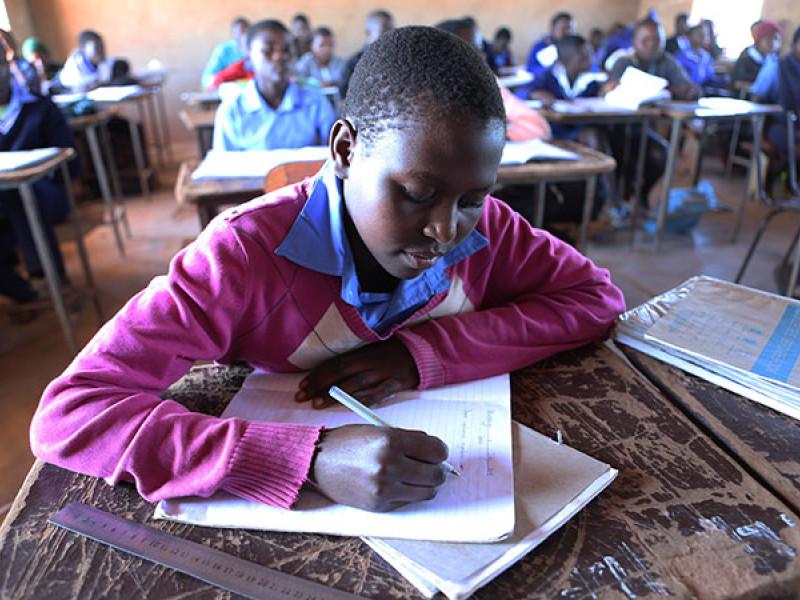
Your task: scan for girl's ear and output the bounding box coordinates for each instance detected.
[329,119,357,180]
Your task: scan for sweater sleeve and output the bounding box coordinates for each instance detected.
[30,218,322,509]
[395,198,626,389]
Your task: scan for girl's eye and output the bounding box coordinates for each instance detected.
[459,195,486,209]
[402,187,433,204]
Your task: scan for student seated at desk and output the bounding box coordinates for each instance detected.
[294,27,346,87]
[21,38,60,89]
[526,12,575,78]
[58,30,108,91]
[30,26,624,514]
[0,53,77,307]
[605,18,698,206]
[731,21,782,91]
[665,13,689,55]
[339,9,395,100]
[492,27,514,70]
[291,13,313,60]
[201,17,250,90]
[674,24,727,92]
[764,27,800,186]
[212,20,336,152]
[0,29,40,94]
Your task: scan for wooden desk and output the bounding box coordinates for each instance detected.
[497,139,616,252]
[180,90,221,110]
[68,112,131,256]
[178,109,215,158]
[622,347,800,515]
[2,343,799,598]
[649,99,784,250]
[174,160,264,228]
[0,149,103,352]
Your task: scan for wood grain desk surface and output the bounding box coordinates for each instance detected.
[623,347,800,517]
[1,343,798,599]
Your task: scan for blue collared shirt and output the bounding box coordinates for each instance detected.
[275,163,489,334]
[0,80,37,135]
[212,80,336,151]
[749,52,780,102]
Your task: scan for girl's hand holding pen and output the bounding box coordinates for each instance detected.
[310,425,449,512]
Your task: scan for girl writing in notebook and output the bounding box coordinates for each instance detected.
[31,27,624,513]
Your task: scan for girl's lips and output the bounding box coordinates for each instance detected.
[402,250,443,269]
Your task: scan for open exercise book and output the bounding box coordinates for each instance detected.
[364,421,618,599]
[501,139,580,164]
[604,66,670,110]
[615,276,800,421]
[155,372,516,543]
[190,147,329,180]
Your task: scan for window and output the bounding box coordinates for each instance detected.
[691,0,763,57]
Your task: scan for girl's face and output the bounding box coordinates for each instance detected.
[332,113,505,281]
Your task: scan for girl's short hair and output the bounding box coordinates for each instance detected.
[344,26,506,147]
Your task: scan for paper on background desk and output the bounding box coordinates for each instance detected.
[363,421,618,600]
[155,372,515,543]
[501,139,580,164]
[86,85,142,102]
[191,147,329,180]
[0,148,60,171]
[605,66,670,110]
[551,97,635,114]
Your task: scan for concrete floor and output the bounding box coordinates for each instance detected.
[1,146,797,517]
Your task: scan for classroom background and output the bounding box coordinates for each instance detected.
[3,0,796,146]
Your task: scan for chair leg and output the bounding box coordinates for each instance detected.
[735,209,782,283]
[786,224,800,297]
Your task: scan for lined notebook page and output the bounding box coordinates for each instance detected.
[155,372,514,543]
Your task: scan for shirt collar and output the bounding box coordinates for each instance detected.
[552,63,605,98]
[276,162,489,306]
[240,79,301,113]
[747,45,765,64]
[0,80,37,135]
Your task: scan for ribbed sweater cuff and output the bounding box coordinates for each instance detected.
[222,422,323,509]
[395,329,446,390]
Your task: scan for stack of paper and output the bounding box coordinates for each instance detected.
[0,148,60,171]
[501,139,580,164]
[190,147,329,180]
[86,85,143,103]
[156,372,516,542]
[498,69,535,90]
[615,276,800,421]
[551,97,636,114]
[605,66,671,110]
[364,422,617,599]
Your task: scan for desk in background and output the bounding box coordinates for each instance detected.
[0,149,103,353]
[648,99,784,250]
[178,109,215,159]
[497,139,616,252]
[1,343,798,597]
[68,112,131,256]
[174,159,264,228]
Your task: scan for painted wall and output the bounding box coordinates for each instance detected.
[22,0,640,144]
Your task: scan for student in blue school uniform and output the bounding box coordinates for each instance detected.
[58,30,107,91]
[0,52,77,309]
[492,27,514,70]
[201,17,250,89]
[212,20,337,152]
[525,12,575,78]
[674,24,727,92]
[665,13,689,55]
